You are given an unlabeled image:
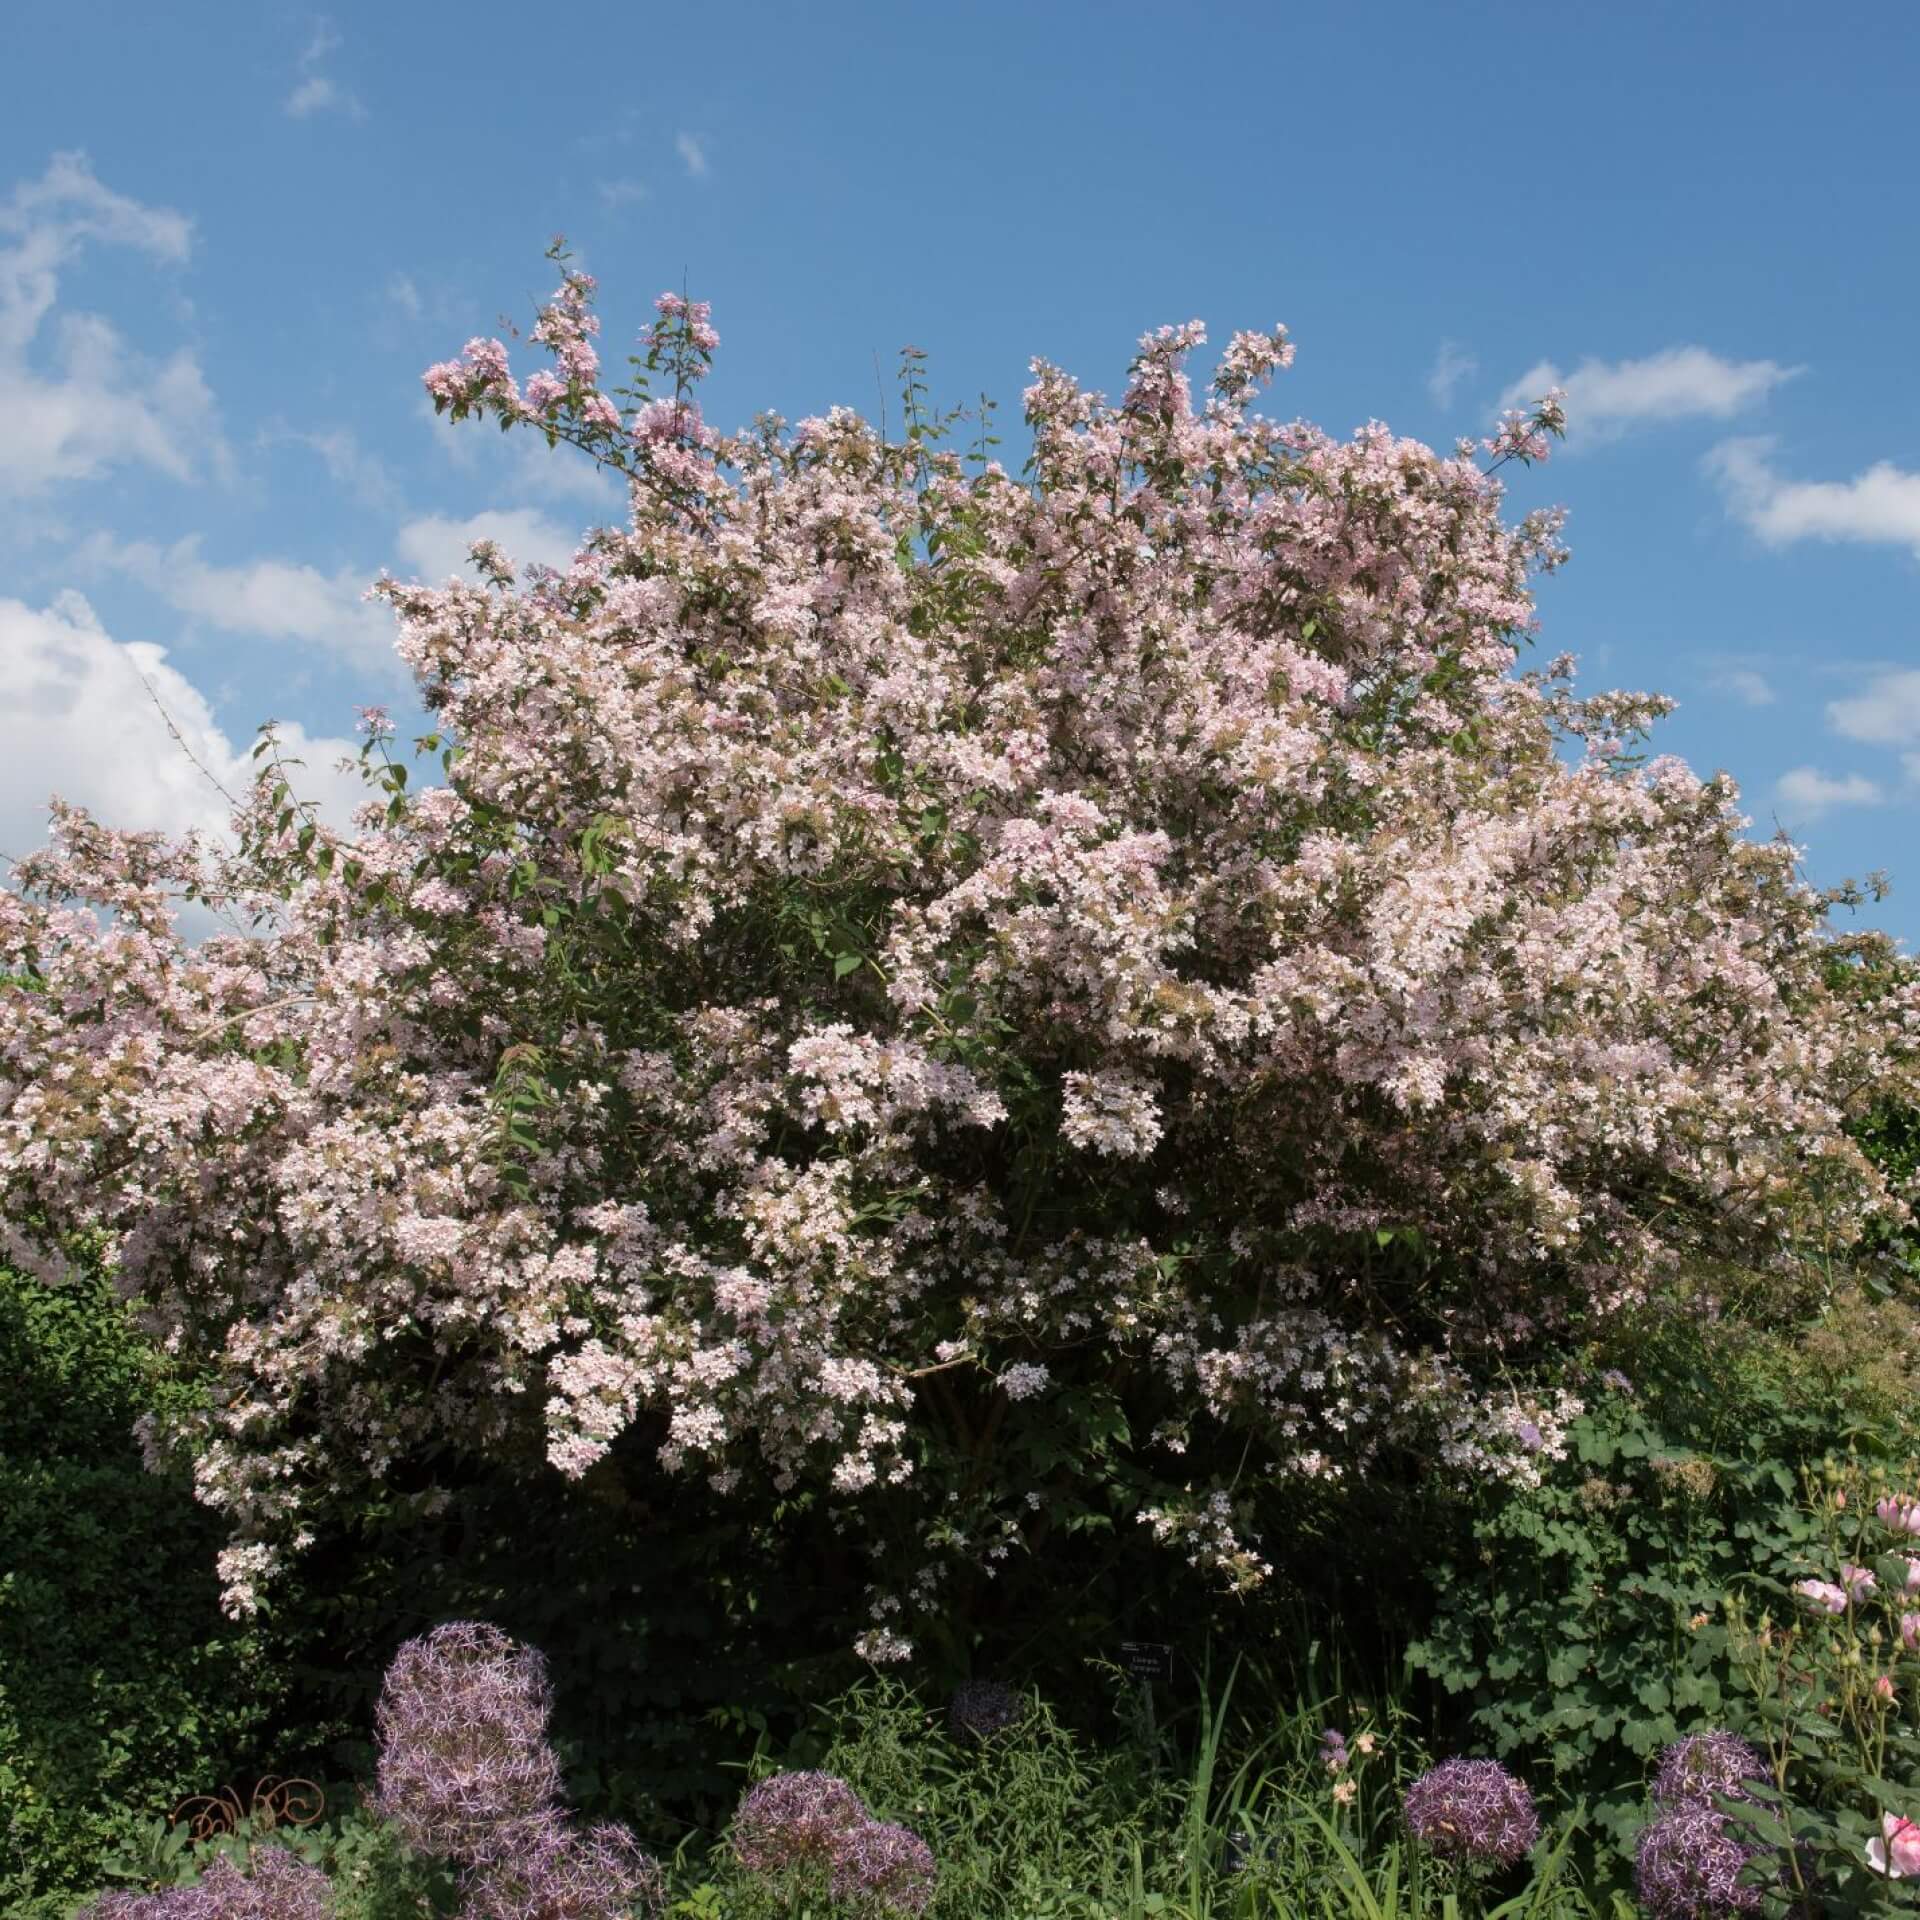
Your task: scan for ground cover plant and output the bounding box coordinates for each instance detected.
[6,251,1920,1917]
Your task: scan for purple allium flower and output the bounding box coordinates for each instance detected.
[1403,1759,1539,1866]
[1653,1733,1768,1812]
[949,1678,1025,1743]
[1635,1805,1766,1919]
[731,1771,869,1873]
[372,1620,564,1864]
[460,1820,665,1920]
[81,1850,336,1920]
[827,1820,937,1914]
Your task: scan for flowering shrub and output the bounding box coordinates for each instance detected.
[4,245,1917,1651]
[1402,1759,1538,1867]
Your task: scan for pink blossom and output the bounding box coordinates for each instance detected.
[1868,1813,1920,1878]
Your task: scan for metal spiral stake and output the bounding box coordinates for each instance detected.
[169,1777,326,1842]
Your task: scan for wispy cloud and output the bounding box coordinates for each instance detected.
[0,153,223,498]
[1775,765,1884,819]
[1710,665,1777,708]
[1708,437,1920,557]
[79,531,397,673]
[1500,346,1796,443]
[1827,669,1920,748]
[599,178,649,210]
[392,508,578,584]
[386,272,422,320]
[1426,340,1475,410]
[286,19,361,120]
[675,132,711,180]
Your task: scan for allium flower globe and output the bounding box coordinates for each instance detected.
[731,1771,869,1872]
[1403,1759,1539,1866]
[80,1850,335,1920]
[1635,1805,1766,1918]
[1652,1732,1768,1811]
[827,1820,938,1914]
[460,1821,666,1920]
[372,1621,564,1863]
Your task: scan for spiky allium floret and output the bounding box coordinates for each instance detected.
[949,1678,1025,1742]
[460,1821,666,1920]
[1653,1733,1769,1811]
[731,1771,869,1872]
[1635,1805,1767,1919]
[1403,1759,1539,1866]
[81,1850,336,1920]
[373,1621,564,1863]
[827,1821,938,1914]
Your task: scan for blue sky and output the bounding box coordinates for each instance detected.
[5,2,1918,938]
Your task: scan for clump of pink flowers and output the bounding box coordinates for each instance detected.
[1403,1759,1538,1867]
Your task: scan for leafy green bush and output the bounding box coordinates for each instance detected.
[0,1263,286,1911]
[1409,1285,1915,1868]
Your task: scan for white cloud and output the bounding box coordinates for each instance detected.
[1711,665,1776,708]
[387,272,422,319]
[270,424,403,514]
[80,532,397,673]
[1775,766,1884,819]
[599,178,648,209]
[422,396,624,508]
[1499,346,1796,443]
[0,591,361,862]
[1827,669,1920,747]
[286,20,361,119]
[0,152,223,498]
[393,509,579,583]
[1427,340,1475,410]
[676,132,711,180]
[1708,436,1920,556]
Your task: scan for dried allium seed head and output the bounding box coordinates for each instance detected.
[1403,1759,1539,1867]
[372,1621,564,1863]
[948,1679,1025,1742]
[730,1771,868,1873]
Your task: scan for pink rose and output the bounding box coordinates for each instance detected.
[1867,1813,1920,1878]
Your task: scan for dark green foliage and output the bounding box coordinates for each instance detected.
[0,1265,275,1909]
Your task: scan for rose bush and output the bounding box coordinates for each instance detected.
[3,249,1916,1653]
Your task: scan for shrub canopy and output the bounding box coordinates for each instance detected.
[3,259,1914,1646]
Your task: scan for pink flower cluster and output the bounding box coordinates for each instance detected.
[4,262,1917,1643]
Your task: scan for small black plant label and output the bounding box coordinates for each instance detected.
[1118,1640,1173,1682]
